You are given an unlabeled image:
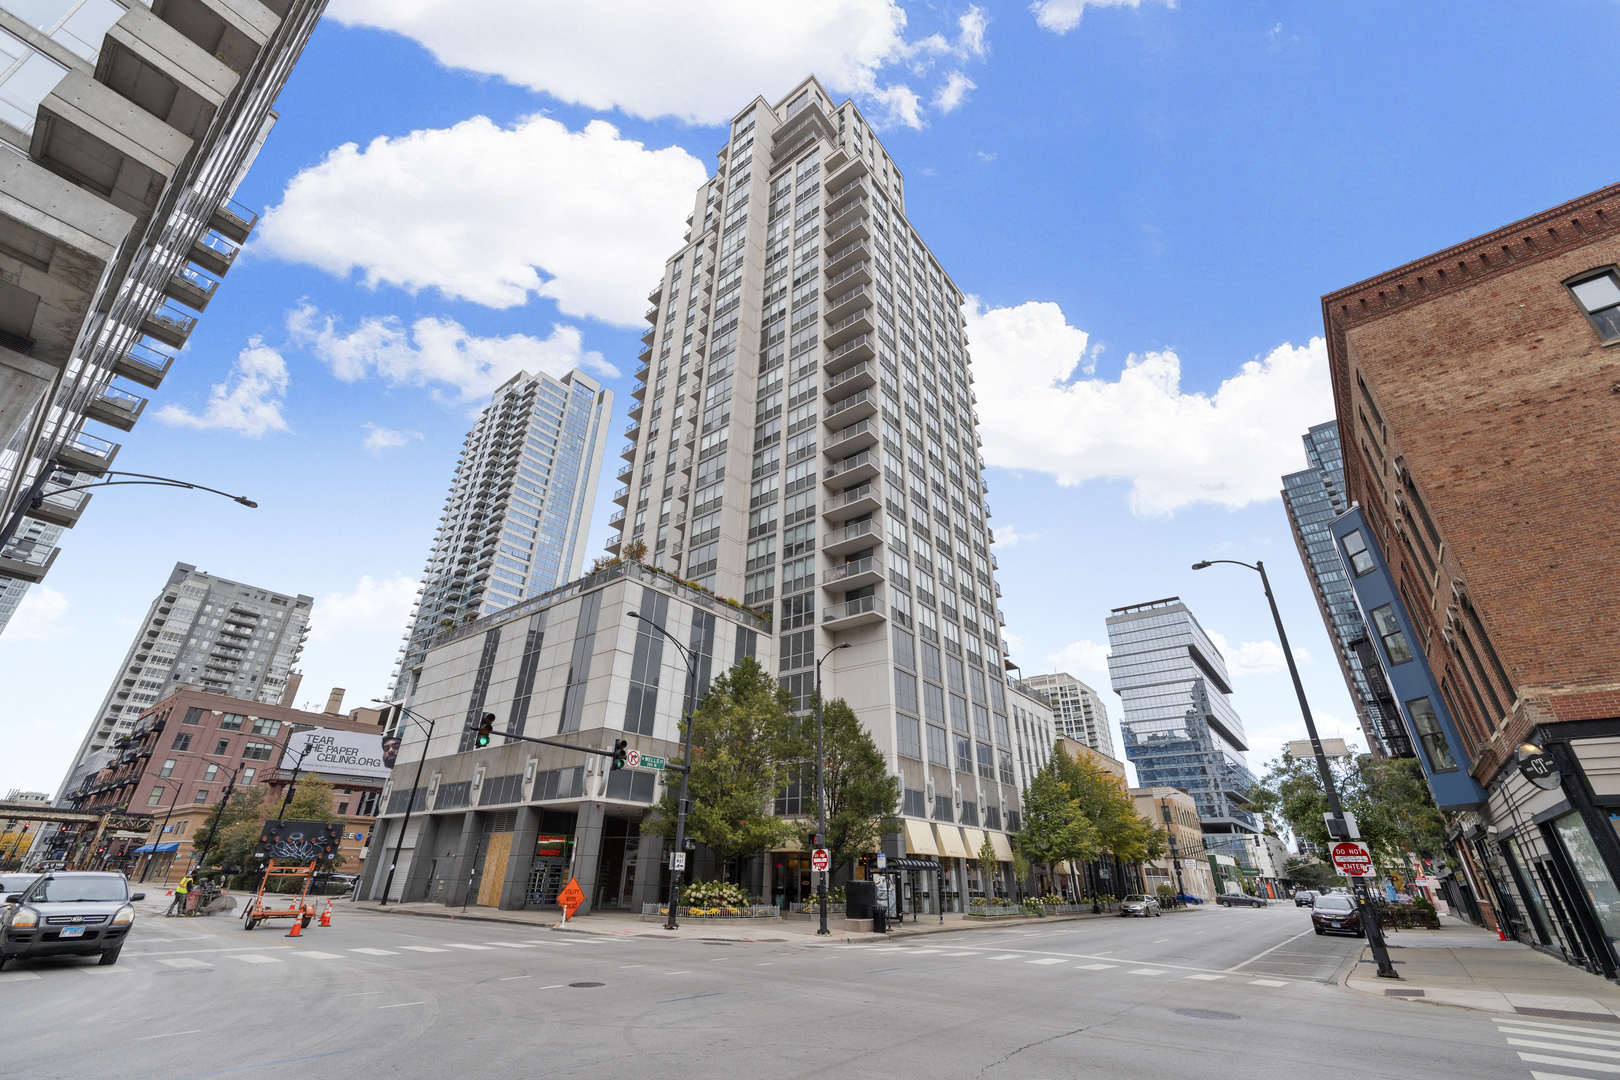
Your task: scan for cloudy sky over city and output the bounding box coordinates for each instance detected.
[2,0,1614,793]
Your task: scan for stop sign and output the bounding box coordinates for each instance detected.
[1331,840,1373,878]
[811,848,830,872]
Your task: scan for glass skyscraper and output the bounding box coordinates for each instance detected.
[392,369,611,695]
[1281,421,1409,757]
[1106,597,1258,837]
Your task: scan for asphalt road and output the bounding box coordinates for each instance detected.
[0,900,1600,1079]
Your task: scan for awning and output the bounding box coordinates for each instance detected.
[961,827,987,857]
[131,842,180,854]
[903,819,938,857]
[990,831,1015,861]
[936,825,970,859]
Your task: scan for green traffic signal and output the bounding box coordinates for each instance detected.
[611,739,628,771]
[476,713,495,748]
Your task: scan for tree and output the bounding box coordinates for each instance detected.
[1286,856,1341,892]
[1057,748,1166,864]
[191,776,344,885]
[1015,755,1098,891]
[977,835,999,898]
[643,656,797,879]
[1248,746,1447,871]
[792,698,899,874]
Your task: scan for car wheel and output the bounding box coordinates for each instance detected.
[99,947,121,966]
[301,915,312,929]
[1314,927,1325,935]
[0,950,8,970]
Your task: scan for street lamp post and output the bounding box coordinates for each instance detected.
[189,761,246,878]
[0,460,256,550]
[139,778,186,883]
[627,611,701,931]
[813,642,851,936]
[1193,557,1399,978]
[378,705,436,907]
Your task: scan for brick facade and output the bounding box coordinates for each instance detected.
[1322,183,1620,787]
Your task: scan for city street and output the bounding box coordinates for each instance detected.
[0,902,1588,1079]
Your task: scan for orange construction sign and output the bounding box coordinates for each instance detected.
[557,878,585,920]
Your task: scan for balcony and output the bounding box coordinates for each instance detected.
[112,341,173,390]
[209,197,258,244]
[824,481,881,522]
[57,431,119,476]
[823,334,874,374]
[26,487,90,529]
[188,231,239,277]
[617,463,634,482]
[822,556,885,591]
[825,240,869,278]
[826,173,868,214]
[608,508,625,527]
[163,264,219,312]
[823,518,882,557]
[824,417,878,458]
[823,308,873,351]
[86,384,147,432]
[620,442,637,461]
[824,450,879,489]
[645,305,659,324]
[823,594,886,629]
[824,196,868,239]
[824,360,876,398]
[826,259,872,294]
[612,485,630,506]
[823,216,870,251]
[824,388,877,426]
[141,303,196,350]
[824,283,871,325]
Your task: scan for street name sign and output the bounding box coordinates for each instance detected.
[641,755,667,770]
[811,848,830,872]
[1330,840,1374,878]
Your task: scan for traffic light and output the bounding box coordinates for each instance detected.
[808,833,822,850]
[611,739,628,771]
[475,713,495,748]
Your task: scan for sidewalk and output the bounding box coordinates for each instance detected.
[343,899,1153,943]
[1343,914,1620,1021]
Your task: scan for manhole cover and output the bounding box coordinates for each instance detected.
[569,982,604,988]
[1173,1009,1239,1020]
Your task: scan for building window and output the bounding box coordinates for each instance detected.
[219,714,244,731]
[933,794,953,821]
[159,759,175,778]
[242,768,255,786]
[897,714,922,760]
[1341,529,1376,576]
[1369,604,1413,664]
[182,708,203,726]
[903,788,927,817]
[171,733,192,752]
[926,724,949,767]
[1568,268,1620,341]
[202,765,218,782]
[250,717,281,737]
[193,789,209,803]
[1404,697,1457,772]
[338,802,349,815]
[242,742,274,761]
[214,739,230,756]
[146,786,164,807]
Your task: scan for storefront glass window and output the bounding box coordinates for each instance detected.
[1510,837,1556,947]
[1553,811,1620,943]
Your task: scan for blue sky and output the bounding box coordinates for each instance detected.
[3,0,1616,796]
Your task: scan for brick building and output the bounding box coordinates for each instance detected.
[1318,181,1620,976]
[66,688,387,884]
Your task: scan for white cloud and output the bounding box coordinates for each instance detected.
[326,0,983,130]
[966,299,1332,515]
[6,585,68,641]
[153,339,289,438]
[993,523,1033,546]
[309,573,419,641]
[934,71,977,113]
[1030,0,1177,35]
[362,423,421,454]
[288,305,614,408]
[1206,632,1312,677]
[1047,639,1111,676]
[258,115,707,324]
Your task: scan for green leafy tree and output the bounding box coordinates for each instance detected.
[192,776,344,887]
[1248,746,1447,871]
[977,835,999,897]
[1057,749,1167,864]
[1015,754,1099,883]
[791,698,900,873]
[644,656,796,878]
[1285,856,1341,892]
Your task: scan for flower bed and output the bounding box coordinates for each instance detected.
[966,904,1026,918]
[640,903,779,920]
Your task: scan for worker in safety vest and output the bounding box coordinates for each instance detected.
[165,872,194,916]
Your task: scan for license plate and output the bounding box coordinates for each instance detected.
[58,926,85,938]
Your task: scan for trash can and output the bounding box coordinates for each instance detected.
[872,906,888,933]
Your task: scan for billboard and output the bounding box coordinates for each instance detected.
[282,727,391,779]
[253,819,343,861]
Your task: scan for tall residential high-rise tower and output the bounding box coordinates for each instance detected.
[1106,597,1258,844]
[1281,420,1408,759]
[604,74,1021,851]
[391,369,611,694]
[55,562,312,800]
[0,0,328,626]
[1023,671,1114,758]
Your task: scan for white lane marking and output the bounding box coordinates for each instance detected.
[486,942,536,949]
[1076,964,1117,970]
[538,984,564,989]
[1248,979,1290,987]
[1225,928,1315,972]
[378,1001,426,1009]
[443,944,494,950]
[1498,1027,1620,1047]
[293,951,344,959]
[757,963,772,966]
[1027,958,1066,966]
[708,957,730,962]
[0,971,42,982]
[1185,974,1224,981]
[1500,1019,1620,1037]
[666,970,690,975]
[349,948,398,956]
[1129,969,1167,976]
[344,992,381,997]
[905,949,943,955]
[125,947,290,957]
[940,951,980,957]
[138,1030,202,1040]
[1154,939,1169,943]
[1531,1072,1613,1080]
[619,965,647,969]
[500,976,530,981]
[156,958,211,969]
[1196,931,1207,935]
[230,955,281,965]
[398,946,449,953]
[988,955,1019,960]
[1520,1054,1620,1074]
[1507,1039,1620,1060]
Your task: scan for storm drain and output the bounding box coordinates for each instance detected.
[1385,989,1425,997]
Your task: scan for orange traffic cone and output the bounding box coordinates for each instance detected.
[286,917,302,938]
[319,900,332,927]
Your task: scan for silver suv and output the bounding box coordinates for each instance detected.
[0,871,144,968]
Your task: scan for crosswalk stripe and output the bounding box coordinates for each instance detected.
[1184,973,1224,981]
[1520,1054,1620,1074]
[1247,979,1289,987]
[293,951,344,959]
[939,951,980,957]
[230,955,281,964]
[485,943,536,949]
[1507,1039,1620,1060]
[1128,969,1167,976]
[987,955,1019,960]
[399,946,449,953]
[348,948,398,956]
[1499,1019,1620,1037]
[1532,1072,1612,1080]
[0,971,42,981]
[1076,964,1116,970]
[76,967,129,975]
[156,958,211,969]
[443,944,495,950]
[1497,1027,1620,1048]
[1027,958,1066,966]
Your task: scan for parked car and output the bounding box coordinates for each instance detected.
[1119,894,1162,918]
[1311,893,1364,936]
[1294,890,1318,907]
[0,871,144,968]
[1217,892,1267,907]
[0,873,40,897]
